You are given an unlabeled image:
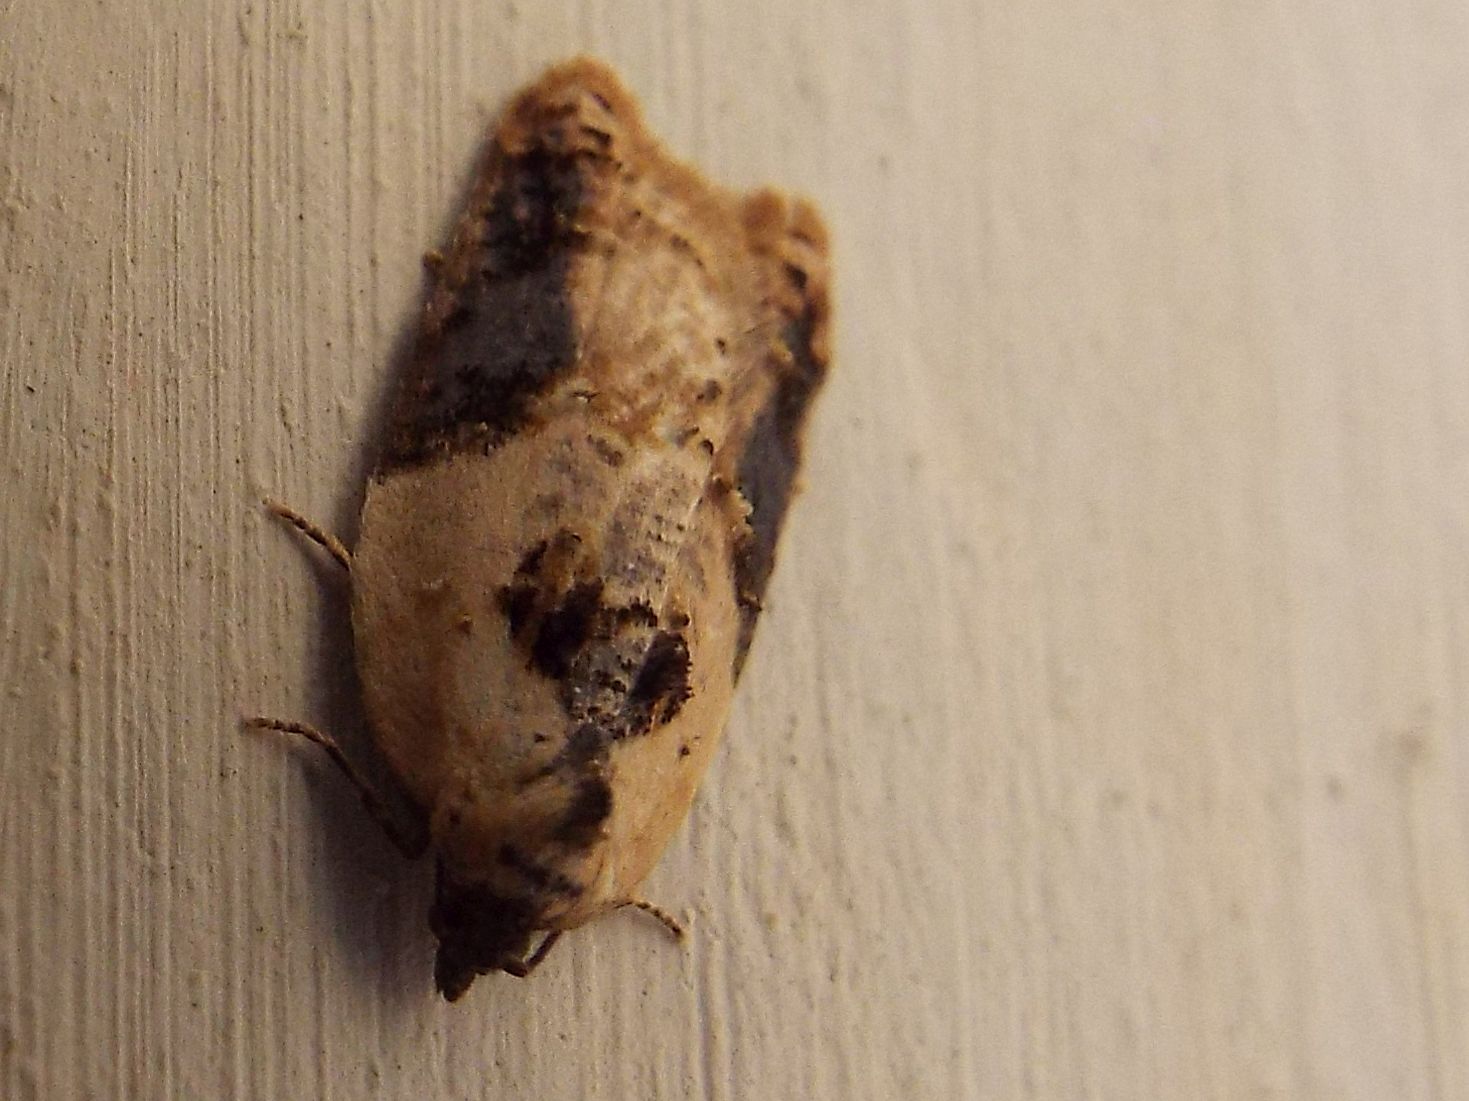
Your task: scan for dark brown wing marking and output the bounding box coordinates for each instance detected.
[730,210,832,675]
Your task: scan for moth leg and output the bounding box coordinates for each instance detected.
[502,931,563,978]
[263,498,352,573]
[620,898,685,940]
[245,716,426,857]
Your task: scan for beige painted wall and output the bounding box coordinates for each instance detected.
[5,2,1469,1098]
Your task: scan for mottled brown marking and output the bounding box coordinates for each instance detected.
[590,436,626,467]
[499,582,538,637]
[498,530,601,669]
[531,579,606,678]
[579,124,613,150]
[534,490,567,515]
[497,843,584,898]
[560,722,604,767]
[552,774,614,847]
[617,601,659,628]
[624,630,692,732]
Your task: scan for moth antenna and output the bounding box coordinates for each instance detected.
[263,498,353,573]
[623,898,685,940]
[245,716,426,857]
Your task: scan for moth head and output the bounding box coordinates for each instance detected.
[429,865,540,1000]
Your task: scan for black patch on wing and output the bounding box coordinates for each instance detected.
[499,583,538,638]
[624,630,692,730]
[560,723,605,767]
[552,774,614,847]
[498,531,612,679]
[498,541,691,738]
[378,144,590,471]
[530,580,606,679]
[531,624,695,779]
[731,302,829,675]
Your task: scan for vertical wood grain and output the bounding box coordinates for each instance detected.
[4,1,1469,1098]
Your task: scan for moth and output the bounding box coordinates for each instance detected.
[252,57,831,1001]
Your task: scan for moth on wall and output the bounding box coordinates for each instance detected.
[252,57,831,1001]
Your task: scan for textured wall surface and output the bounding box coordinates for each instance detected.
[5,2,1469,1098]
